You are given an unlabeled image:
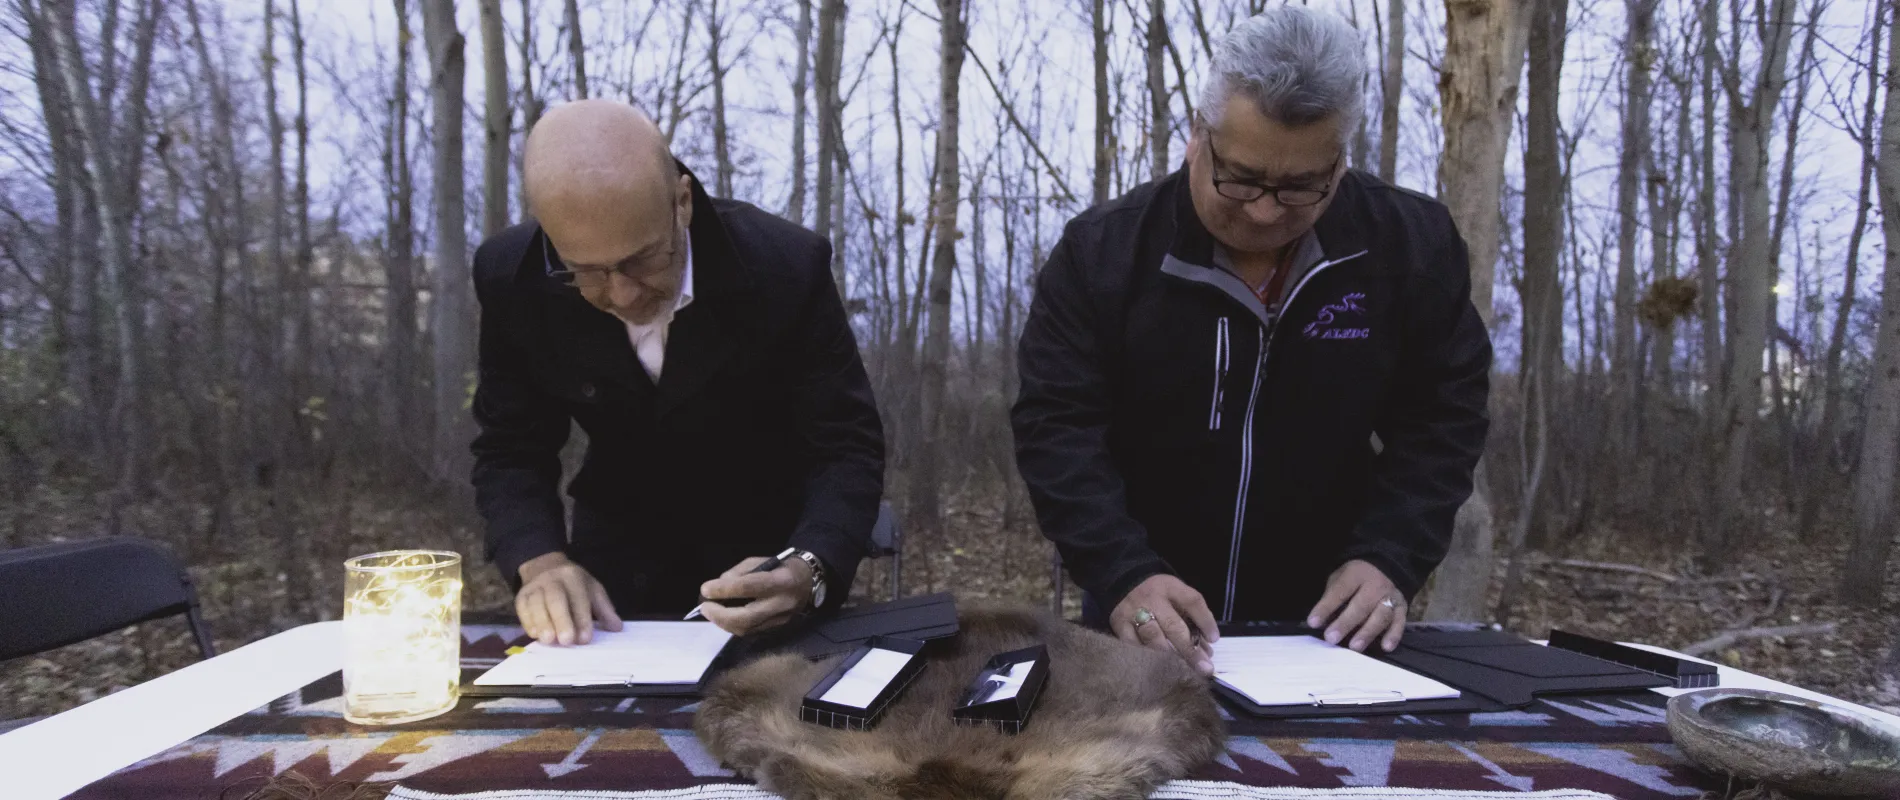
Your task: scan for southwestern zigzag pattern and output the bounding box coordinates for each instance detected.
[70,624,1724,799]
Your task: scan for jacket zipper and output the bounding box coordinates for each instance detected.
[1208,317,1230,430]
[1220,249,1369,621]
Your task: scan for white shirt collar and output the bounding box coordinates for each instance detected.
[674,233,695,316]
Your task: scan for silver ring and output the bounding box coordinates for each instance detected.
[1380,597,1397,609]
[1132,607,1155,628]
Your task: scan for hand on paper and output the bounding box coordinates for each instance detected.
[1111,574,1219,676]
[697,555,815,636]
[516,551,624,646]
[1306,559,1405,653]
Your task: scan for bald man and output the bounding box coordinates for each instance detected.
[470,100,885,644]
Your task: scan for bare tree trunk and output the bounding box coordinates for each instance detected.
[1378,0,1404,181]
[518,0,538,217]
[284,0,314,614]
[1708,0,1797,560]
[813,0,845,291]
[386,0,422,470]
[1517,0,1565,545]
[45,0,160,501]
[1843,6,1900,605]
[708,0,733,197]
[1608,0,1657,467]
[1147,0,1169,182]
[422,0,474,485]
[1497,0,1564,619]
[563,0,587,98]
[912,0,965,541]
[19,0,84,447]
[1695,0,1721,428]
[1804,1,1884,541]
[1423,0,1531,622]
[480,0,510,235]
[885,16,918,466]
[1092,0,1111,205]
[264,0,288,459]
[291,0,313,427]
[788,0,813,223]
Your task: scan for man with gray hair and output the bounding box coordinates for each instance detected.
[1012,6,1489,674]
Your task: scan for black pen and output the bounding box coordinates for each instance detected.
[683,547,798,621]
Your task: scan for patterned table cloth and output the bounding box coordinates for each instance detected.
[69,624,1725,799]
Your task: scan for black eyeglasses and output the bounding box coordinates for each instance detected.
[1203,131,1339,207]
[544,210,682,288]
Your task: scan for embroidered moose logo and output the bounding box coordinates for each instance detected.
[1302,292,1370,340]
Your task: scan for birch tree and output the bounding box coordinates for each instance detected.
[1708,0,1798,556]
[422,0,474,481]
[1424,0,1531,621]
[913,0,966,538]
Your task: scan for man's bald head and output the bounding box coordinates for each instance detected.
[525,100,694,324]
[524,100,678,220]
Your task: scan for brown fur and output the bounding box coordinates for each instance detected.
[696,603,1226,800]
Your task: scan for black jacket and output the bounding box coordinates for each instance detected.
[469,173,885,614]
[1012,168,1490,622]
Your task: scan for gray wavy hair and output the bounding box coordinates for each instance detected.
[1198,6,1366,147]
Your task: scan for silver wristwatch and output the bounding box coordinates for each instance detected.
[786,548,828,608]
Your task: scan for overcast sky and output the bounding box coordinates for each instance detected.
[1,0,1884,370]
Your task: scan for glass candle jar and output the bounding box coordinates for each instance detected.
[342,550,463,725]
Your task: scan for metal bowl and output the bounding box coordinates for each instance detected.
[1667,688,1900,797]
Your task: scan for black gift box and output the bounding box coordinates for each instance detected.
[800,636,927,730]
[1548,629,1720,689]
[952,644,1050,734]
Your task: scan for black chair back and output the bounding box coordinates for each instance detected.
[0,537,217,662]
[869,501,902,599]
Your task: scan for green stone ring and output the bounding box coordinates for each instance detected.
[1132,607,1155,628]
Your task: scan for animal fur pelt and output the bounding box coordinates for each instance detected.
[695,602,1225,800]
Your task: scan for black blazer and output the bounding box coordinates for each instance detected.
[469,172,885,614]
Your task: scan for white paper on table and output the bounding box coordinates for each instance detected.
[818,648,916,707]
[1211,635,1459,706]
[473,622,733,687]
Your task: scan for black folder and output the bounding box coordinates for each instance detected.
[1212,623,1680,718]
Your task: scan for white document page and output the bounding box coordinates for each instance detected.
[818,647,916,707]
[474,622,733,686]
[1211,635,1458,706]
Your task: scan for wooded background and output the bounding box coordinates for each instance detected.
[2,0,1898,714]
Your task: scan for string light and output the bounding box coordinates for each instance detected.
[342,550,463,725]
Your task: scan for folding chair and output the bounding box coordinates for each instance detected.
[0,536,217,733]
[868,501,902,600]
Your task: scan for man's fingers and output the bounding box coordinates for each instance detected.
[542,585,576,646]
[1307,574,1356,629]
[561,573,595,644]
[701,567,800,601]
[1132,609,1173,653]
[517,587,552,643]
[1110,612,1138,645]
[588,580,624,632]
[1381,600,1407,652]
[1172,589,1221,646]
[1325,586,1380,647]
[1155,607,1212,674]
[1349,602,1393,652]
[703,592,798,635]
[720,557,770,580]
